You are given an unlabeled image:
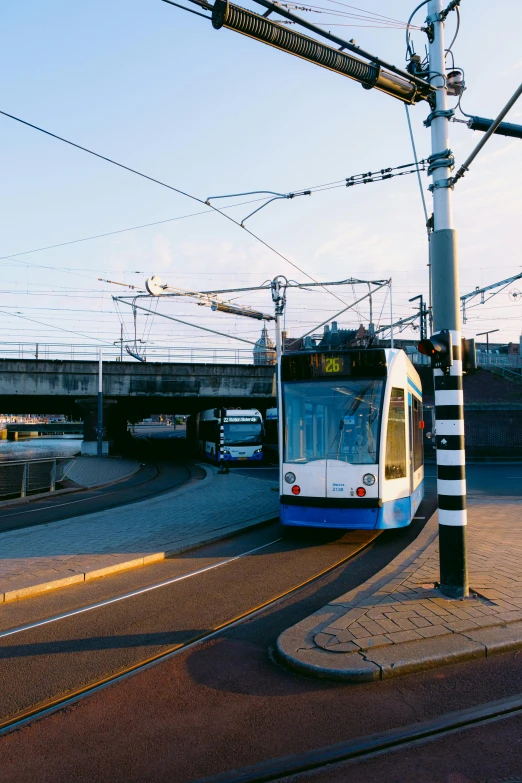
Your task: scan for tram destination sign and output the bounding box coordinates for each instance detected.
[281,350,387,381]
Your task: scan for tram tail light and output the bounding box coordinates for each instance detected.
[356,487,366,497]
[292,485,301,495]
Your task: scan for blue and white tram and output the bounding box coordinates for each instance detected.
[279,348,424,530]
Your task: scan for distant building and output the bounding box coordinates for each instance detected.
[253,325,276,365]
[317,321,367,350]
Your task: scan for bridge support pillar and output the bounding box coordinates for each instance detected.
[75,398,115,456]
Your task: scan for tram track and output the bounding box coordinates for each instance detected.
[0,531,379,739]
[191,693,522,782]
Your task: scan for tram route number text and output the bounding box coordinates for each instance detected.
[325,357,341,373]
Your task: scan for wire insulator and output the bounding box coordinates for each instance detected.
[212,0,429,103]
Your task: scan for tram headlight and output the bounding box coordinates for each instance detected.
[362,473,376,486]
[285,472,296,484]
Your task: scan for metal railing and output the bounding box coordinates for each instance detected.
[0,342,259,365]
[0,458,76,501]
[477,352,522,368]
[485,364,522,385]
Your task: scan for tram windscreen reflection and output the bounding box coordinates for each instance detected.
[283,380,383,464]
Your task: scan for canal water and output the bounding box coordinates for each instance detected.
[0,436,82,463]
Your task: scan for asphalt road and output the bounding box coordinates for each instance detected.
[0,466,521,782]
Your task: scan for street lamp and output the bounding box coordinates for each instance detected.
[477,328,500,355]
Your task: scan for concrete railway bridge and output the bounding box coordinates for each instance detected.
[0,359,276,451]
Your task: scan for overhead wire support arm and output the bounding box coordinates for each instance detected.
[206,189,311,225]
[460,271,522,322]
[452,82,522,186]
[114,298,260,346]
[299,279,390,340]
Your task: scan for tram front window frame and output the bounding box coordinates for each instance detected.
[282,379,384,465]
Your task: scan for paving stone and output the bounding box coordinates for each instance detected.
[314,633,337,649]
[383,629,423,643]
[392,618,419,632]
[410,616,432,628]
[443,619,480,633]
[326,608,367,629]
[354,635,393,650]
[375,617,404,634]
[324,641,360,653]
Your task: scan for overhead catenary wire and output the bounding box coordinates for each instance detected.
[0,309,107,342]
[2,159,427,279]
[0,109,351,310]
[274,5,421,29]
[404,105,429,227]
[322,0,421,27]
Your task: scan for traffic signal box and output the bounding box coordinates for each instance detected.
[418,332,477,372]
[418,329,453,370]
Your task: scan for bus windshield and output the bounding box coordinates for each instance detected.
[224,422,263,446]
[283,379,383,464]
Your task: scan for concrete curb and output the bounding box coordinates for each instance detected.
[0,458,141,511]
[0,464,279,603]
[276,514,522,681]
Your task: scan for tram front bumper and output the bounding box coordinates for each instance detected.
[279,495,414,530]
[280,496,381,530]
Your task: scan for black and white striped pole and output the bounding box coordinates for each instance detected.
[424,0,468,598]
[218,410,229,474]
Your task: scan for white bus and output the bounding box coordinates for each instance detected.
[198,408,264,463]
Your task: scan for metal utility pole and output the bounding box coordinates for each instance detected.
[428,0,468,598]
[477,328,499,355]
[389,280,394,349]
[271,276,287,481]
[409,294,427,341]
[97,349,104,457]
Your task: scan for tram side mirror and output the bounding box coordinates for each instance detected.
[418,330,453,370]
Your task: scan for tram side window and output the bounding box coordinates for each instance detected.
[412,397,424,471]
[385,388,406,479]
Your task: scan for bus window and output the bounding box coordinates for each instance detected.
[385,387,406,479]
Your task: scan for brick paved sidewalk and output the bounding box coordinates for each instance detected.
[278,497,522,681]
[0,467,278,603]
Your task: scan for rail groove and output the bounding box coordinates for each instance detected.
[0,535,376,737]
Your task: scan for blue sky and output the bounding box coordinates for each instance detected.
[1,0,521,359]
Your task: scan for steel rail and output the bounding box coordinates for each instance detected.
[0,535,377,737]
[193,693,522,782]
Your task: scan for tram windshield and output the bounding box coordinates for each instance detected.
[283,380,383,464]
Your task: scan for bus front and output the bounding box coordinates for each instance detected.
[280,350,386,529]
[222,411,264,461]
